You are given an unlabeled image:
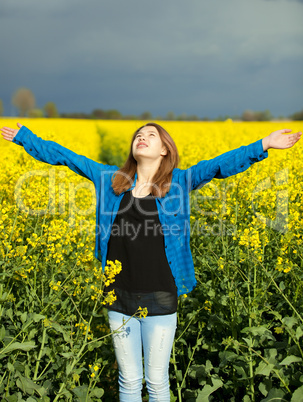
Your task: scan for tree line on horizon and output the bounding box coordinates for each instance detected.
[1,87,302,121]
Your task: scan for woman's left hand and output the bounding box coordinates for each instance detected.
[262,129,302,151]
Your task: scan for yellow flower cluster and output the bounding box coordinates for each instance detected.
[75,320,93,340]
[89,363,100,378]
[137,306,148,318]
[203,300,212,312]
[238,220,269,263]
[104,260,122,287]
[88,259,122,304]
[49,280,62,291]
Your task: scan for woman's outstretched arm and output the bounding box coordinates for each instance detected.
[182,128,302,192]
[1,123,115,183]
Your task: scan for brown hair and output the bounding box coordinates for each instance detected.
[111,122,180,198]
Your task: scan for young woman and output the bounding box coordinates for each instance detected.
[1,122,301,401]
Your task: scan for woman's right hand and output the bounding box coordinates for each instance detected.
[0,122,23,142]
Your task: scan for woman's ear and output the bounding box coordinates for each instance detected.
[161,146,168,156]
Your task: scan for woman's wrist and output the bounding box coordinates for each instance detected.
[262,136,270,152]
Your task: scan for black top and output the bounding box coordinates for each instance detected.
[104,189,178,316]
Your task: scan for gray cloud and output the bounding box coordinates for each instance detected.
[1,0,302,118]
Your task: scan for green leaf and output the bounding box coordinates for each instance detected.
[175,369,183,382]
[60,352,75,358]
[282,316,298,329]
[0,326,5,341]
[66,363,73,376]
[16,372,46,396]
[56,389,73,399]
[295,326,303,340]
[259,381,268,397]
[205,360,213,373]
[28,328,38,341]
[31,313,46,323]
[264,348,277,364]
[3,395,18,402]
[260,387,287,401]
[255,362,275,377]
[49,322,70,343]
[291,386,303,402]
[7,362,14,373]
[280,355,302,366]
[258,378,272,397]
[72,385,89,399]
[87,340,103,351]
[20,311,28,323]
[89,387,105,398]
[169,389,178,402]
[188,365,207,379]
[196,378,223,401]
[233,364,248,380]
[0,341,36,357]
[241,326,275,340]
[6,308,14,321]
[219,350,239,363]
[242,337,253,347]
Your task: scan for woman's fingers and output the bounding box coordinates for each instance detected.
[283,131,301,149]
[0,126,19,142]
[292,131,302,145]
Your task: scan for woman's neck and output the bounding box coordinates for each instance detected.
[136,160,161,185]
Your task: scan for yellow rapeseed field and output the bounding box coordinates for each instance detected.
[0,117,302,400]
[1,118,302,274]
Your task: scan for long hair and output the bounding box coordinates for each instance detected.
[111,122,180,198]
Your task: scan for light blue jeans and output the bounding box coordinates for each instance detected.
[108,310,177,401]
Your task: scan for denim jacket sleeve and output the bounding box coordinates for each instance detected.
[182,139,268,192]
[13,126,115,183]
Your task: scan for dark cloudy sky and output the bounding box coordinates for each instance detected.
[1,0,302,118]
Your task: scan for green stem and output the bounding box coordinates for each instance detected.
[179,329,202,391]
[33,325,47,381]
[175,307,203,342]
[171,341,182,402]
[36,358,54,381]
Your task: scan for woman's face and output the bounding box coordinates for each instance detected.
[132,126,167,162]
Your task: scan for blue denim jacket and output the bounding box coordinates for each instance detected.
[13,126,268,296]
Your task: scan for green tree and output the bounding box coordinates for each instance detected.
[166,111,175,120]
[177,113,187,121]
[44,102,59,117]
[140,111,153,120]
[91,109,106,119]
[255,109,272,121]
[242,109,273,121]
[289,109,303,120]
[12,87,35,117]
[123,114,137,120]
[28,108,44,118]
[105,109,122,119]
[187,114,199,121]
[242,110,255,121]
